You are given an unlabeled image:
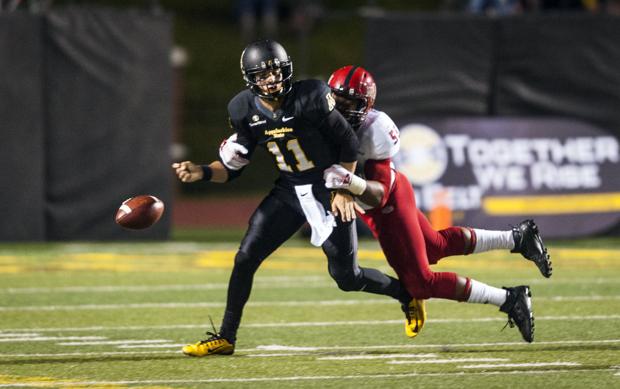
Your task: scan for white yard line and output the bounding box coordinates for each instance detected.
[0,282,334,294]
[1,316,619,334]
[316,353,438,360]
[388,358,510,364]
[0,336,105,343]
[460,362,582,369]
[248,353,314,357]
[243,314,620,328]
[57,339,169,346]
[0,299,392,311]
[543,296,620,301]
[0,350,180,357]
[0,368,612,387]
[1,279,618,294]
[0,338,618,358]
[1,324,206,333]
[1,296,618,311]
[251,339,620,352]
[116,343,185,349]
[0,276,330,294]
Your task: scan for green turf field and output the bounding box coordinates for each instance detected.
[0,237,619,388]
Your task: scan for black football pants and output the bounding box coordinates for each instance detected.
[219,184,410,343]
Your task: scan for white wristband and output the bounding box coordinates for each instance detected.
[348,174,367,196]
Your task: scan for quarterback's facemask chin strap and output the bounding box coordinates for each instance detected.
[333,93,368,129]
[250,78,292,100]
[245,63,293,100]
[254,86,287,101]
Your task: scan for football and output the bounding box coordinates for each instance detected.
[115,195,164,230]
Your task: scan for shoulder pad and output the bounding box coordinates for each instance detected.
[227,90,253,123]
[359,110,400,160]
[294,79,335,115]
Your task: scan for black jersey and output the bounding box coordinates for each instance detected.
[225,79,359,186]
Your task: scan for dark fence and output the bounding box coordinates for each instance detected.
[366,13,620,237]
[0,8,173,241]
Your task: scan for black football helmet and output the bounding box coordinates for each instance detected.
[240,39,293,100]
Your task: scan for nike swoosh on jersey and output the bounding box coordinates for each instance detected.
[282,116,294,122]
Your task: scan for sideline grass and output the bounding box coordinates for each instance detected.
[0,237,619,388]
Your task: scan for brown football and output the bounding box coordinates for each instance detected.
[115,195,164,230]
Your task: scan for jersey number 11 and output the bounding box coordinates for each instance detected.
[267,139,315,172]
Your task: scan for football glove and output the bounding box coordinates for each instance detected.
[219,133,249,170]
[323,164,367,195]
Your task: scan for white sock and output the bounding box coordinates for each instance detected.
[466,279,507,307]
[472,229,514,253]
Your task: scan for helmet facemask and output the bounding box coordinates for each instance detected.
[332,93,369,129]
[240,40,294,101]
[243,61,293,100]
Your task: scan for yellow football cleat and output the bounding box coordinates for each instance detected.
[404,298,427,338]
[182,332,234,357]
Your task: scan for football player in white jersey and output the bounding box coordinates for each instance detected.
[324,65,552,343]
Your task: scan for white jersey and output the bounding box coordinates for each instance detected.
[356,109,400,166]
[354,109,400,210]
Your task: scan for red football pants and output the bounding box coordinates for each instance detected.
[359,172,466,300]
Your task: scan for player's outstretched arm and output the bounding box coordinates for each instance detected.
[328,161,366,222]
[323,163,385,208]
[172,161,229,183]
[357,180,384,208]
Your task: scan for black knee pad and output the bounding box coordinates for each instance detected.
[334,277,360,291]
[329,268,362,292]
[233,251,261,273]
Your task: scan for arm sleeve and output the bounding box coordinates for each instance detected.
[363,159,393,208]
[309,80,359,163]
[322,109,359,163]
[216,153,244,181]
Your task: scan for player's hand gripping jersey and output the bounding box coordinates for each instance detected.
[223,79,358,186]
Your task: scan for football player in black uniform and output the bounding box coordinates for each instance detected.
[172,40,412,356]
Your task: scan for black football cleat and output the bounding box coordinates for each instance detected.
[500,285,534,343]
[511,219,552,278]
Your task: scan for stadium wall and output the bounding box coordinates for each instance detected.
[0,8,173,241]
[365,13,620,238]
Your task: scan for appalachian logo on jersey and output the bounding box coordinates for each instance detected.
[264,127,293,138]
[249,114,267,127]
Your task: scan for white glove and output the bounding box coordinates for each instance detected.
[219,133,249,170]
[323,164,367,195]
